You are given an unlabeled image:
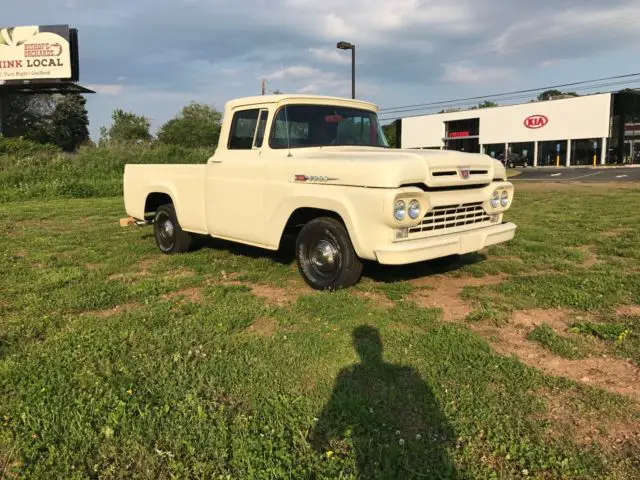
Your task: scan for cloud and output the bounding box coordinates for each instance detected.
[441,64,514,84]
[308,47,350,65]
[4,0,640,138]
[265,65,321,81]
[86,84,124,95]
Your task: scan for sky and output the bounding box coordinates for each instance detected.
[5,0,640,139]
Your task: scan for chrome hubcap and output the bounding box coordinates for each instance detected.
[160,219,174,239]
[311,240,337,268]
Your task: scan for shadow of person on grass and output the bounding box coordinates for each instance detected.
[309,326,458,480]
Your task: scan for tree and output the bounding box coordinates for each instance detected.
[101,109,152,144]
[477,100,498,109]
[45,94,90,151]
[157,102,222,148]
[1,94,55,140]
[382,123,397,148]
[537,90,579,101]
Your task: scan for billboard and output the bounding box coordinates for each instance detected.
[0,25,74,82]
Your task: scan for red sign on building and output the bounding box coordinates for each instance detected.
[449,131,470,138]
[524,115,548,129]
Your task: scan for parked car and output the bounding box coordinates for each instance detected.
[122,94,517,290]
[503,153,530,168]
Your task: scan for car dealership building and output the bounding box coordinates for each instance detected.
[398,90,640,166]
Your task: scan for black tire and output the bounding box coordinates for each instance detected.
[153,204,192,254]
[296,217,363,291]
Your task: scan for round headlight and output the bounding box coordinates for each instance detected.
[408,200,421,219]
[394,200,406,221]
[500,191,509,207]
[490,191,500,209]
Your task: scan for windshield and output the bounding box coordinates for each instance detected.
[269,104,389,149]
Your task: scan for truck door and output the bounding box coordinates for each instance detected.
[205,108,269,245]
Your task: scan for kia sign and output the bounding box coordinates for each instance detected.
[524,115,548,129]
[0,25,73,81]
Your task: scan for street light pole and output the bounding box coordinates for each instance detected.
[351,44,355,100]
[337,41,355,99]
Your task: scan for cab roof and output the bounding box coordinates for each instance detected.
[224,94,379,112]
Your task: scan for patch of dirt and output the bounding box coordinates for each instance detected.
[249,284,303,307]
[162,287,203,303]
[300,373,317,393]
[108,271,151,282]
[246,316,277,337]
[472,321,640,402]
[84,263,99,271]
[352,291,395,308]
[166,268,196,279]
[535,388,640,452]
[490,255,524,263]
[512,309,573,336]
[407,274,507,321]
[576,245,600,268]
[220,270,241,281]
[85,303,141,318]
[601,227,633,239]
[617,305,640,317]
[108,258,160,281]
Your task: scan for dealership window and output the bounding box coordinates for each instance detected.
[506,142,534,168]
[572,138,601,166]
[610,91,640,164]
[445,118,479,137]
[484,143,505,161]
[538,140,567,167]
[444,118,480,153]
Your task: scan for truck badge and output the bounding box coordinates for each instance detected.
[459,167,470,179]
[294,175,338,182]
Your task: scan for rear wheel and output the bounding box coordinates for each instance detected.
[153,204,192,254]
[296,217,363,290]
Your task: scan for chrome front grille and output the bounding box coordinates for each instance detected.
[409,202,490,234]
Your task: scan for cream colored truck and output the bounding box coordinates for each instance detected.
[123,94,516,290]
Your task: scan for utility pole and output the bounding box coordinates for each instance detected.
[261,78,266,95]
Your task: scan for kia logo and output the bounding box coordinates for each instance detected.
[524,115,548,129]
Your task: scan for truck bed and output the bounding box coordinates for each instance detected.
[123,164,208,233]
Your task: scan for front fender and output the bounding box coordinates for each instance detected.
[265,188,385,259]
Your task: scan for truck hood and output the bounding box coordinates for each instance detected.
[288,147,501,188]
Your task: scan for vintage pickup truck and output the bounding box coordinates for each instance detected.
[123,94,516,290]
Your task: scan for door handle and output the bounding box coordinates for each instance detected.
[210,160,223,164]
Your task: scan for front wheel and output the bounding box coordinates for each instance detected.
[153,204,192,254]
[296,217,363,290]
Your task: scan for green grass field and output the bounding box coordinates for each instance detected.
[1,183,639,479]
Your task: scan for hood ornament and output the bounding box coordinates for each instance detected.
[459,167,470,179]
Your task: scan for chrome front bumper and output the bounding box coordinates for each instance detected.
[374,222,517,265]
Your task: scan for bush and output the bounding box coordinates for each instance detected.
[0,143,212,202]
[0,136,61,156]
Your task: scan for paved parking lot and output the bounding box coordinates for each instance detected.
[512,167,640,182]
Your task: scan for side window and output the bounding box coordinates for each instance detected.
[228,109,260,150]
[253,110,269,148]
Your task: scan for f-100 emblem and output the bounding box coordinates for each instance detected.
[294,175,339,182]
[459,167,470,179]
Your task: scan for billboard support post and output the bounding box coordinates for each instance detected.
[0,90,8,137]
